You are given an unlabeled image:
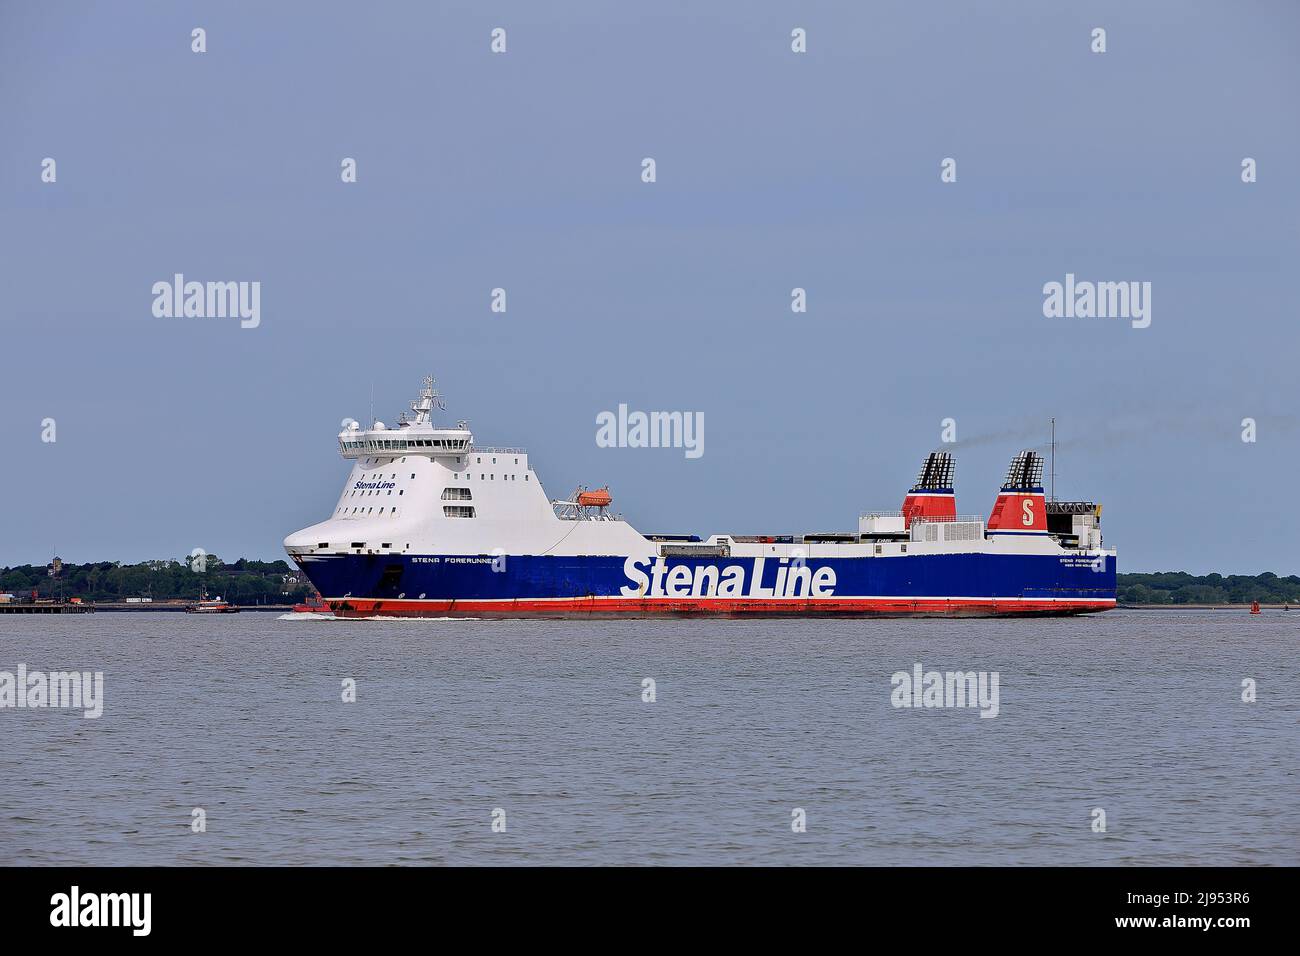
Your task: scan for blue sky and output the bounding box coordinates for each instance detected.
[1,1,1297,573]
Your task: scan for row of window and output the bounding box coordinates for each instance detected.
[349,456,531,480]
[335,484,484,515]
[345,468,528,487]
[332,502,475,518]
[318,541,403,550]
[342,438,469,452]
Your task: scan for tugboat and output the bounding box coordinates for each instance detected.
[292,591,331,615]
[186,592,240,614]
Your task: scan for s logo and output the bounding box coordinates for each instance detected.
[1021,499,1035,526]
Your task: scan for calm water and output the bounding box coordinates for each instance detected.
[1,609,1295,866]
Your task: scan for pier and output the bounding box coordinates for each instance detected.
[0,601,94,614]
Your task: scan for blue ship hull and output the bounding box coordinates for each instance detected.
[296,551,1117,618]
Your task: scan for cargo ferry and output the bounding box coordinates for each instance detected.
[284,378,1116,618]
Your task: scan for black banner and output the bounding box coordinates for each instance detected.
[0,866,1282,942]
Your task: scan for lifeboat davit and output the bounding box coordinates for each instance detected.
[577,487,612,508]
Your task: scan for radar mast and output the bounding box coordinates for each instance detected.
[410,375,446,425]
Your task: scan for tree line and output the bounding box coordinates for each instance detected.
[0,557,311,605]
[1117,571,1300,605]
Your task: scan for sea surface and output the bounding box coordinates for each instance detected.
[1,609,1295,866]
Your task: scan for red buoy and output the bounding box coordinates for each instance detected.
[1250,601,1261,615]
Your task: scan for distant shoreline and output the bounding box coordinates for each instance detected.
[4,560,1299,609]
[92,603,296,612]
[1120,603,1294,610]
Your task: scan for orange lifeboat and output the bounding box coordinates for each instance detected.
[577,487,613,508]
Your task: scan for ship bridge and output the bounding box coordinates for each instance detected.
[338,377,473,459]
[286,375,652,573]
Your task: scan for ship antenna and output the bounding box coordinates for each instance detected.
[1049,418,1056,502]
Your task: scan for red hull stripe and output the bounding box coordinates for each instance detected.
[326,596,1116,617]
